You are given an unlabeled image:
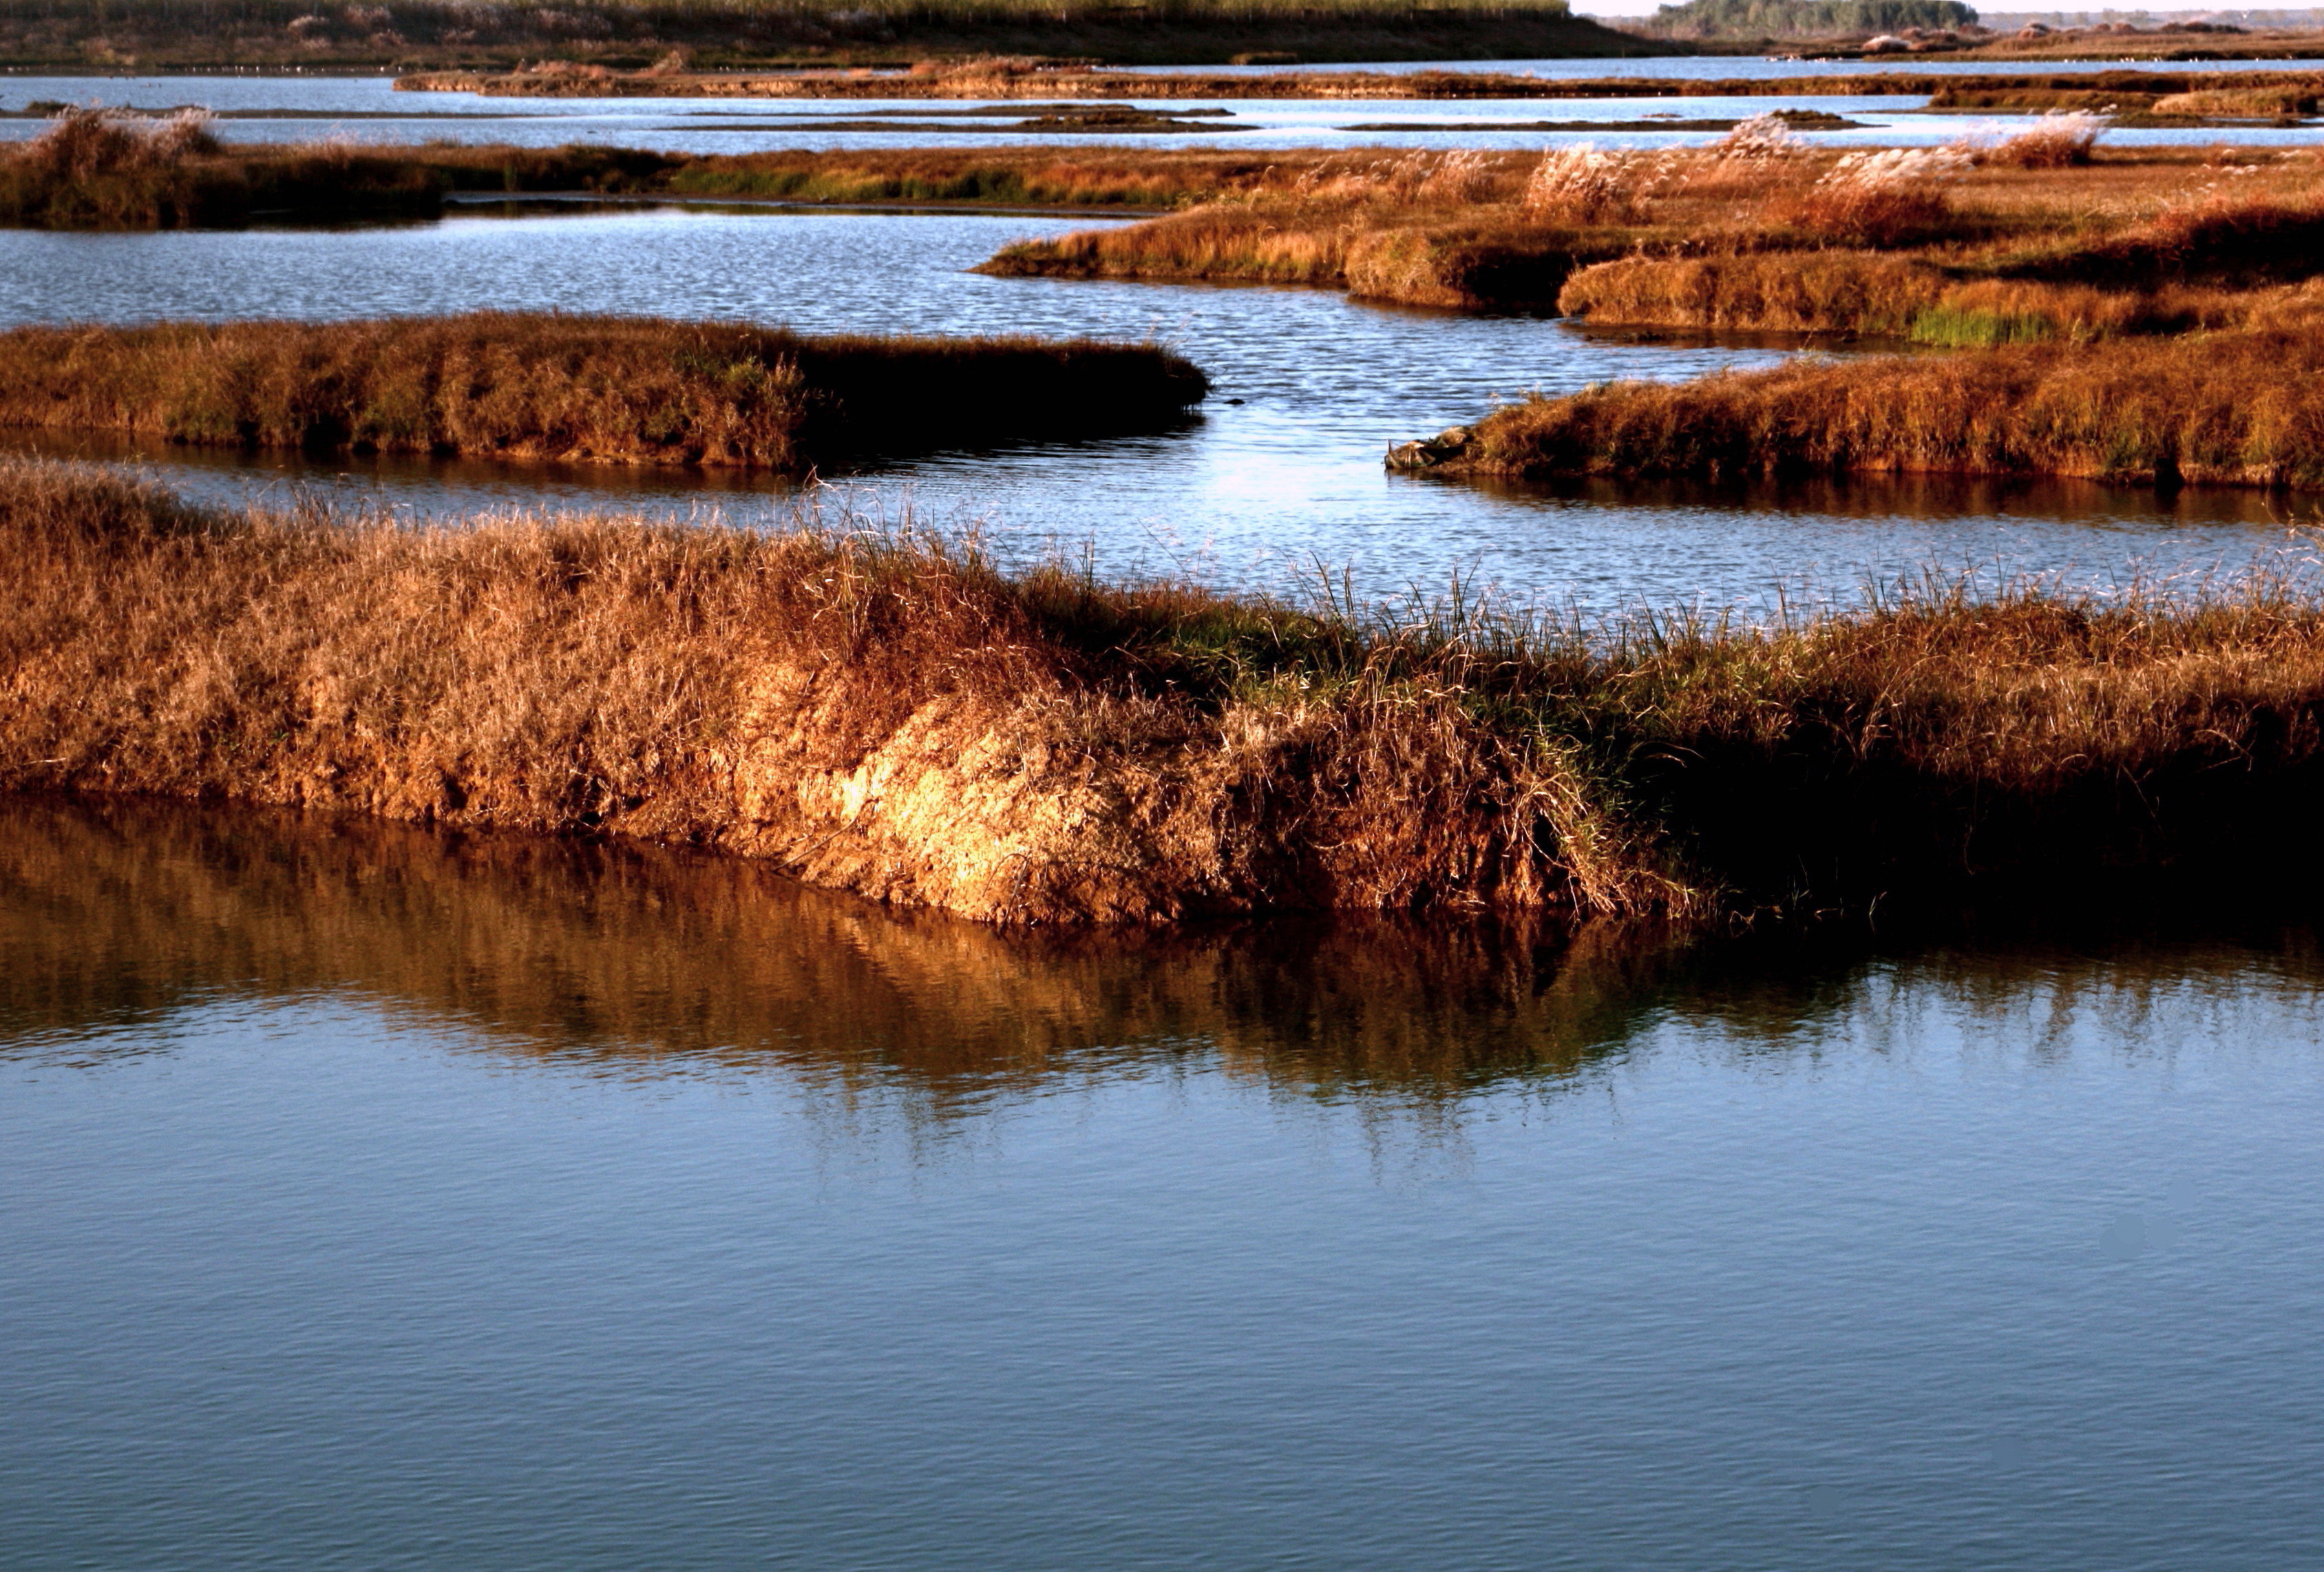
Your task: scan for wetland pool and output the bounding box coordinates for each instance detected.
[8,64,2324,154]
[3,206,2307,617]
[5,795,2324,1570]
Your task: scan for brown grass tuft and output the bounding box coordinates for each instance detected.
[1982,112,2106,169]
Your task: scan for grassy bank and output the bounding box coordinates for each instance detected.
[1387,305,2324,488]
[978,147,1631,308]
[397,62,2324,100]
[984,136,2324,312]
[12,460,2324,925]
[0,315,1206,468]
[0,116,1307,228]
[0,0,1647,71]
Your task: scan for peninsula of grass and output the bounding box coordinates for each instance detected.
[0,315,1206,468]
[13,458,2324,926]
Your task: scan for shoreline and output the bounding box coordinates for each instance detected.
[392,63,2324,100]
[15,459,2324,928]
[0,315,1206,469]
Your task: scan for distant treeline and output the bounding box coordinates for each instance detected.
[0,0,1625,70]
[1638,0,1976,38]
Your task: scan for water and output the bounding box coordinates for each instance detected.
[7,67,2323,154]
[10,65,2324,1557]
[0,206,2304,614]
[5,794,2324,1569]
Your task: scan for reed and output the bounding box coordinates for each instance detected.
[0,108,450,227]
[1558,251,1947,335]
[1556,255,2261,342]
[1391,303,2324,488]
[1983,112,2105,168]
[14,459,2324,924]
[0,314,1206,468]
[0,460,1666,923]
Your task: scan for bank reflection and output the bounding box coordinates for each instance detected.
[5,795,2319,1111]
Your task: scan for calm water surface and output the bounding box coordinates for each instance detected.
[7,67,2323,153]
[3,207,2305,613]
[5,796,2324,1569]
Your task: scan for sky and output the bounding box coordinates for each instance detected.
[1570,1,2324,14]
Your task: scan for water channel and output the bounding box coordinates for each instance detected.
[8,60,2324,1570]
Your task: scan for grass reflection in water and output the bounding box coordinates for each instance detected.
[6,793,2320,1118]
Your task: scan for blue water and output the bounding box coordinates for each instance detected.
[6,65,2321,154]
[0,205,2299,617]
[3,799,2322,1570]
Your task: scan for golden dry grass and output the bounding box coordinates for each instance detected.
[12,459,2324,924]
[1400,301,2324,488]
[0,120,1304,228]
[982,143,2324,313]
[0,461,1655,924]
[0,313,1207,468]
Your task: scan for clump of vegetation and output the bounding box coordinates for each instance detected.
[1391,300,2324,488]
[0,107,461,226]
[978,145,1728,307]
[1768,145,1967,247]
[0,105,435,227]
[1980,111,2105,169]
[1557,251,1948,336]
[0,314,1207,468]
[17,457,2324,926]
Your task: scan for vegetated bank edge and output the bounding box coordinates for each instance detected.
[0,314,1207,469]
[394,61,2324,101]
[14,459,2324,929]
[0,114,1324,229]
[1387,302,2324,490]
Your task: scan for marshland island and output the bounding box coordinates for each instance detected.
[11,12,2324,930]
